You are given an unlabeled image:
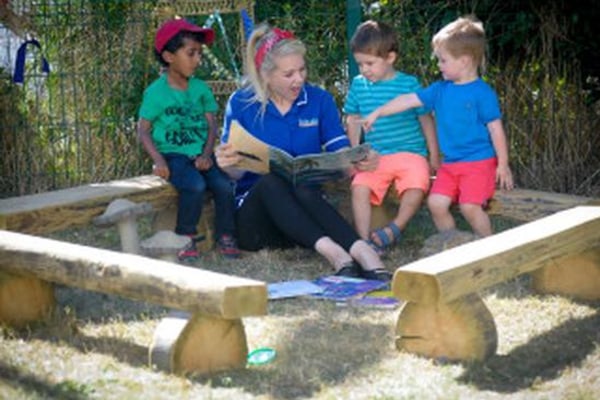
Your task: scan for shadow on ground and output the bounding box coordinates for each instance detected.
[459,309,600,392]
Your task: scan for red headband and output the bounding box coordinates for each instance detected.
[254,28,295,70]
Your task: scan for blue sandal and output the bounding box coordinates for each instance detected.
[368,222,402,255]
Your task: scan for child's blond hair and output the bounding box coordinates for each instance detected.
[432,15,486,72]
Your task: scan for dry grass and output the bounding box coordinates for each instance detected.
[1,209,599,400]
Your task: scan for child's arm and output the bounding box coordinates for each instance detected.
[345,114,363,147]
[418,113,440,172]
[488,119,514,190]
[195,112,218,171]
[137,118,169,180]
[363,93,423,132]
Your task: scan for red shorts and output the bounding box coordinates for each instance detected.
[430,157,497,205]
[352,152,430,206]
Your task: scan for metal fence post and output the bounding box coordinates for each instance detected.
[346,0,361,79]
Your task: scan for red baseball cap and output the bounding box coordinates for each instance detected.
[154,18,215,53]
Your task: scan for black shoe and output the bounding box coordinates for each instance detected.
[334,262,362,278]
[360,268,392,282]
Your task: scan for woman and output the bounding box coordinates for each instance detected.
[215,23,391,281]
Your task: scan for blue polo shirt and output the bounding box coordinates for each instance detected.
[222,83,350,196]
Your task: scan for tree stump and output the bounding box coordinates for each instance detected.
[531,247,600,300]
[0,273,55,327]
[149,311,248,375]
[395,293,497,362]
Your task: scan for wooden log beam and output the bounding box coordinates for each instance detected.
[0,175,176,235]
[0,230,267,319]
[487,189,598,222]
[392,206,600,305]
[371,189,598,227]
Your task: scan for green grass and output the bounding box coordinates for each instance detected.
[1,208,599,400]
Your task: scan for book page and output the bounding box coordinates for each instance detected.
[226,119,371,185]
[290,144,371,185]
[227,120,270,174]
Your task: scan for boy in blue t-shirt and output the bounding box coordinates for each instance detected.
[363,15,514,237]
[344,20,439,255]
[137,18,240,260]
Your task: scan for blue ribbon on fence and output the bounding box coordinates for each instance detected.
[240,9,254,42]
[13,39,50,84]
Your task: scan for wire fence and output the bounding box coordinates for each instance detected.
[1,0,599,198]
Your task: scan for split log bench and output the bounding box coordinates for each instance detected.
[0,175,267,375]
[370,186,598,228]
[391,205,600,362]
[0,230,267,375]
[0,174,217,251]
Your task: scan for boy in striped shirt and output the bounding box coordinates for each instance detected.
[344,20,439,256]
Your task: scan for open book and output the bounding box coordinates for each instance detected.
[228,120,371,185]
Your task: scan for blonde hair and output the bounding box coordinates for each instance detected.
[432,15,486,72]
[243,23,306,114]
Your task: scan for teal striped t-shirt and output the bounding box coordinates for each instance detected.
[343,71,428,156]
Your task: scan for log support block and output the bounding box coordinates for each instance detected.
[395,293,497,362]
[149,311,248,375]
[531,247,600,300]
[0,272,55,327]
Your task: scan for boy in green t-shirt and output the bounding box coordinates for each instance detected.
[137,18,240,260]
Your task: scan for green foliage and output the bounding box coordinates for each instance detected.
[1,0,599,197]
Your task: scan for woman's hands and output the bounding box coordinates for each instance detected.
[214,142,241,169]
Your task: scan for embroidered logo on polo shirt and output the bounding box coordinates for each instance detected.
[298,118,318,127]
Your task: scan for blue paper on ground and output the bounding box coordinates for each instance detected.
[267,280,324,299]
[309,275,389,301]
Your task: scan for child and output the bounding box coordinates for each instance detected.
[363,15,513,237]
[137,18,240,260]
[344,20,439,255]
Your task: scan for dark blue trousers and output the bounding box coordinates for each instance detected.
[164,153,236,238]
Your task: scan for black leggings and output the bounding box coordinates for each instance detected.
[236,174,359,251]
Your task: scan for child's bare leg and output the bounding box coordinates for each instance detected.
[459,203,492,236]
[371,188,424,246]
[314,236,354,271]
[427,193,455,232]
[393,188,425,231]
[351,185,373,240]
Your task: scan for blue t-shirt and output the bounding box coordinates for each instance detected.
[344,71,427,156]
[222,83,350,196]
[417,78,501,162]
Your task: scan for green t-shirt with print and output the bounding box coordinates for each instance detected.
[138,74,218,157]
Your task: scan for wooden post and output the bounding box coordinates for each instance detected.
[396,293,497,362]
[150,311,248,375]
[0,272,55,328]
[531,247,600,300]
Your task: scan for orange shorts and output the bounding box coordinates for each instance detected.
[430,157,497,205]
[352,152,430,206]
